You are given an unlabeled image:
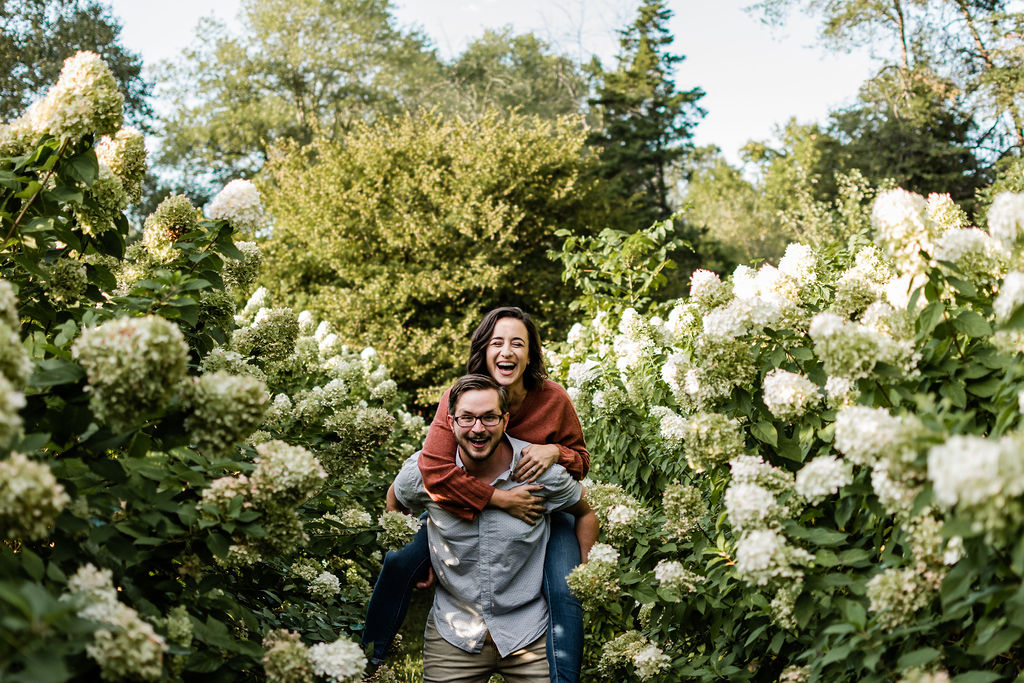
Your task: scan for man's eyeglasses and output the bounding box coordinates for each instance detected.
[452,414,503,428]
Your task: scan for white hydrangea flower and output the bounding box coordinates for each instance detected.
[795,455,853,504]
[994,271,1024,323]
[653,559,703,597]
[655,407,687,451]
[834,406,920,466]
[734,529,813,586]
[777,242,816,284]
[567,359,602,389]
[309,571,341,600]
[927,435,1002,507]
[986,192,1024,246]
[24,51,123,141]
[762,369,820,420]
[588,543,620,565]
[206,179,265,234]
[250,440,327,504]
[307,638,367,683]
[872,188,938,274]
[377,510,421,550]
[824,376,859,408]
[0,453,70,540]
[632,643,671,679]
[0,374,26,447]
[725,483,779,533]
[809,312,895,380]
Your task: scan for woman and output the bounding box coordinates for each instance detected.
[363,307,589,683]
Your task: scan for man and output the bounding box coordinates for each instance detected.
[389,374,598,682]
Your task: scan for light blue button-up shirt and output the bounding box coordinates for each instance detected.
[394,435,582,656]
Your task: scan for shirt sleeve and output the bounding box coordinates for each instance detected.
[394,452,430,511]
[534,463,582,513]
[417,390,495,520]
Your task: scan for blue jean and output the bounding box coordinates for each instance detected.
[361,511,584,683]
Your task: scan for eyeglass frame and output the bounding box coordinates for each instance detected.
[450,413,506,428]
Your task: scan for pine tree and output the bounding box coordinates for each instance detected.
[587,0,705,231]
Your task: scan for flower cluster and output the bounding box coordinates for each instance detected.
[377,510,421,551]
[762,369,820,420]
[831,246,895,318]
[22,51,123,142]
[986,192,1024,246]
[680,412,745,472]
[307,639,367,683]
[95,127,147,203]
[726,455,802,536]
[567,543,621,611]
[0,453,70,540]
[44,259,88,304]
[734,528,813,586]
[250,440,327,506]
[994,271,1024,324]
[223,241,263,293]
[580,481,644,544]
[866,566,932,629]
[263,630,314,683]
[232,307,300,362]
[933,227,1004,289]
[653,559,703,597]
[143,195,199,259]
[65,564,166,680]
[794,455,853,504]
[833,406,922,466]
[661,482,706,539]
[72,315,189,429]
[184,372,270,455]
[926,434,1024,537]
[597,630,670,680]
[808,313,895,380]
[309,571,341,601]
[206,179,265,235]
[872,188,940,275]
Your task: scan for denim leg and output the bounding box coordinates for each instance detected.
[361,515,431,662]
[542,511,583,683]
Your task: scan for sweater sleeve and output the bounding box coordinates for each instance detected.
[549,383,590,480]
[417,389,495,520]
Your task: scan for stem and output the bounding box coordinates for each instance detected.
[873,380,895,408]
[3,137,71,246]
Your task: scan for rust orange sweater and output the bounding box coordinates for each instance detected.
[417,378,590,520]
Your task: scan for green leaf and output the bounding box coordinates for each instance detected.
[897,647,940,670]
[788,525,847,546]
[27,358,85,388]
[750,421,778,446]
[65,149,98,185]
[952,310,992,338]
[205,533,230,558]
[952,672,1004,683]
[969,626,1022,662]
[917,301,945,336]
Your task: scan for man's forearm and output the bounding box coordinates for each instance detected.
[575,510,599,563]
[386,483,408,514]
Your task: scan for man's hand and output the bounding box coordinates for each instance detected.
[514,444,561,482]
[489,485,545,524]
[416,566,436,590]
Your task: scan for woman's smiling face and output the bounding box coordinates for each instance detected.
[485,317,529,393]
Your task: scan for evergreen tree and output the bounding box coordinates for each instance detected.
[587,0,705,231]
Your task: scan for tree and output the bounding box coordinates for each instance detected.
[750,0,1024,156]
[830,65,987,204]
[587,0,705,231]
[258,110,605,402]
[449,28,588,120]
[0,0,151,127]
[155,0,448,186]
[683,146,791,266]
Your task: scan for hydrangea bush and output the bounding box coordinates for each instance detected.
[547,190,1024,680]
[0,53,424,681]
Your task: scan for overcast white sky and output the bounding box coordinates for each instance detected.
[105,0,880,165]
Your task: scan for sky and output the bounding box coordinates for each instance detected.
[105,0,881,166]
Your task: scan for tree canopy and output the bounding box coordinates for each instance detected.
[258,110,606,401]
[0,0,151,126]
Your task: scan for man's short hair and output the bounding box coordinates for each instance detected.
[447,374,510,416]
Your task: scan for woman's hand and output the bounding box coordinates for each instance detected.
[514,444,561,482]
[490,485,545,524]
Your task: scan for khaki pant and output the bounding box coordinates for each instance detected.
[422,616,548,683]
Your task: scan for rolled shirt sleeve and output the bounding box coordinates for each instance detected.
[394,452,430,511]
